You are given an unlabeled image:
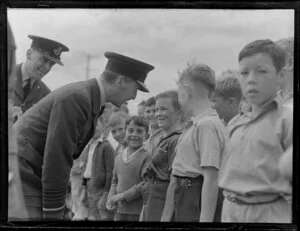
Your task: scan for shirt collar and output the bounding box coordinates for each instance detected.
[96,78,106,107]
[21,63,30,82]
[244,96,282,119]
[191,108,218,122]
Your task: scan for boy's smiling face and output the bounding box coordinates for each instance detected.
[239,53,284,107]
[155,97,179,131]
[125,121,148,150]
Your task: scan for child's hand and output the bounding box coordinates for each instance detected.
[106,198,116,211]
[110,193,125,204]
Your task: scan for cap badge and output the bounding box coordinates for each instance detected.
[53,47,63,56]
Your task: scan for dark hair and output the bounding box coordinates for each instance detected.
[138,100,146,106]
[238,39,287,73]
[126,115,149,134]
[155,90,181,112]
[145,96,156,107]
[215,77,242,103]
[101,69,134,84]
[178,62,216,93]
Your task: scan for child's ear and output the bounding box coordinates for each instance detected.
[228,97,238,107]
[278,66,287,83]
[145,132,150,140]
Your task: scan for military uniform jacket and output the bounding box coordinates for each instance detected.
[13,63,51,115]
[14,78,103,219]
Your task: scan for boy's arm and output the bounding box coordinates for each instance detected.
[122,153,151,202]
[107,162,118,200]
[200,166,219,222]
[196,122,223,222]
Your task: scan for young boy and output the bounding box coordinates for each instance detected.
[143,97,164,155]
[276,37,294,110]
[137,100,146,117]
[143,90,182,221]
[82,105,116,221]
[107,111,130,156]
[219,39,293,223]
[212,70,243,126]
[106,116,150,221]
[161,63,226,222]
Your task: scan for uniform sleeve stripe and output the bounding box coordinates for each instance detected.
[43,205,65,212]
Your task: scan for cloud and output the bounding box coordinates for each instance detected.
[8,8,294,114]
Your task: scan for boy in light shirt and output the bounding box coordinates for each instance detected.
[219,39,293,223]
[161,63,226,222]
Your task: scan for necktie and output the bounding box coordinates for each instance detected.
[99,105,106,117]
[23,79,31,99]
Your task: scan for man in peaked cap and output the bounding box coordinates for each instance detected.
[12,35,69,122]
[14,51,154,220]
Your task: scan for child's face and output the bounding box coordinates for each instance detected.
[239,53,283,107]
[155,97,180,131]
[145,104,157,123]
[211,94,232,122]
[137,105,146,117]
[94,119,103,138]
[111,122,126,144]
[101,107,114,125]
[125,121,148,150]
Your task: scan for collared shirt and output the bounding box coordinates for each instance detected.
[96,78,106,108]
[172,109,226,178]
[219,97,293,196]
[83,136,104,179]
[21,63,36,88]
[143,128,164,156]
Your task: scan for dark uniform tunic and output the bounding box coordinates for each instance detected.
[13,63,51,121]
[14,78,104,220]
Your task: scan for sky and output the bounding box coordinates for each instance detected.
[8,9,294,114]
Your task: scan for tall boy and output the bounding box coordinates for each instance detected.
[161,63,226,222]
[219,39,293,223]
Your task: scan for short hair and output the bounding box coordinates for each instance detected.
[126,115,149,134]
[218,69,240,80]
[145,96,156,107]
[101,69,134,84]
[238,39,287,73]
[107,111,130,128]
[276,37,294,71]
[119,104,129,114]
[155,90,181,112]
[215,76,243,103]
[138,100,146,107]
[178,62,216,93]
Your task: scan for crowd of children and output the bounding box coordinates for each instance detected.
[67,37,294,223]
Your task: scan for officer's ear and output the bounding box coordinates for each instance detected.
[26,49,33,60]
[115,75,125,88]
